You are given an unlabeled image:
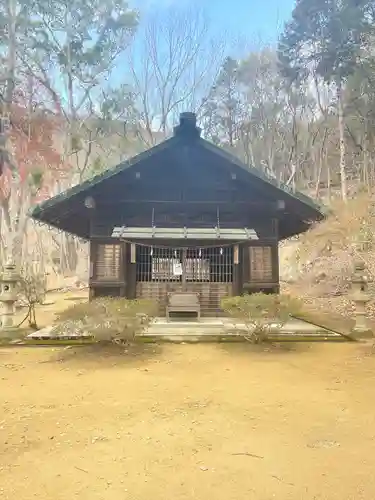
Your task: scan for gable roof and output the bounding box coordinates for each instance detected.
[197,138,323,215]
[31,134,180,218]
[29,112,325,239]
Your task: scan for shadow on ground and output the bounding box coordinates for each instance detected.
[219,341,313,358]
[62,296,88,302]
[43,341,163,367]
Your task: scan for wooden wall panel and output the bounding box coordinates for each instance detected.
[95,243,122,281]
[249,246,273,282]
[241,242,279,293]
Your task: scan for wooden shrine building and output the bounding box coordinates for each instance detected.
[30,112,324,316]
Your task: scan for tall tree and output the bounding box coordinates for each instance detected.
[344,62,375,189]
[25,0,138,181]
[237,49,291,180]
[0,80,62,266]
[278,0,375,201]
[127,6,226,147]
[0,1,57,263]
[201,49,314,186]
[201,57,243,148]
[20,0,139,273]
[0,0,138,272]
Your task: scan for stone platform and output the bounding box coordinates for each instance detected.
[25,317,346,343]
[139,317,344,342]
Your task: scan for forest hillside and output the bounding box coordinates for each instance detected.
[280,192,375,317]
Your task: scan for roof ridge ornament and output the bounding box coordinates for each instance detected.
[173,112,201,138]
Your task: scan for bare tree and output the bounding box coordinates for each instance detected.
[13,0,139,274]
[127,6,226,147]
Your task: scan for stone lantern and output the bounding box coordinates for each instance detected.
[350,260,373,339]
[0,260,20,329]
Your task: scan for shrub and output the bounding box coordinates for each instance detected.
[17,267,47,330]
[54,298,158,344]
[221,293,303,343]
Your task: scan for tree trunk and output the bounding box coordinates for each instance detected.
[314,127,328,199]
[363,121,371,193]
[363,148,369,190]
[314,155,323,199]
[59,233,78,275]
[4,0,17,112]
[326,148,331,204]
[337,82,347,202]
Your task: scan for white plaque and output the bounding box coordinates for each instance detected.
[173,262,183,276]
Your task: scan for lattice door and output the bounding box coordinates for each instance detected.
[136,245,233,315]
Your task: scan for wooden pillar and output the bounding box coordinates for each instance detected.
[273,218,280,293]
[272,244,280,293]
[241,243,250,295]
[181,248,187,291]
[88,240,97,301]
[232,243,242,296]
[126,242,137,299]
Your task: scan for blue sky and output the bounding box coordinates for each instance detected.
[131,0,296,46]
[58,0,297,111]
[201,0,295,43]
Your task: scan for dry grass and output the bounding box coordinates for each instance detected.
[10,289,88,334]
[300,194,372,251]
[1,342,375,499]
[283,194,375,321]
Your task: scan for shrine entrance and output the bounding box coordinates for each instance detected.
[135,244,234,316]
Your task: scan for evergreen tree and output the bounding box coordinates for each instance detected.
[278,0,375,200]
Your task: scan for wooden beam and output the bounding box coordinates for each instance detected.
[97,200,285,211]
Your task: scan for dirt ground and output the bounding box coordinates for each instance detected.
[1,341,375,500]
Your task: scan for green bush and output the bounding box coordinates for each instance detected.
[54,298,158,344]
[221,293,303,343]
